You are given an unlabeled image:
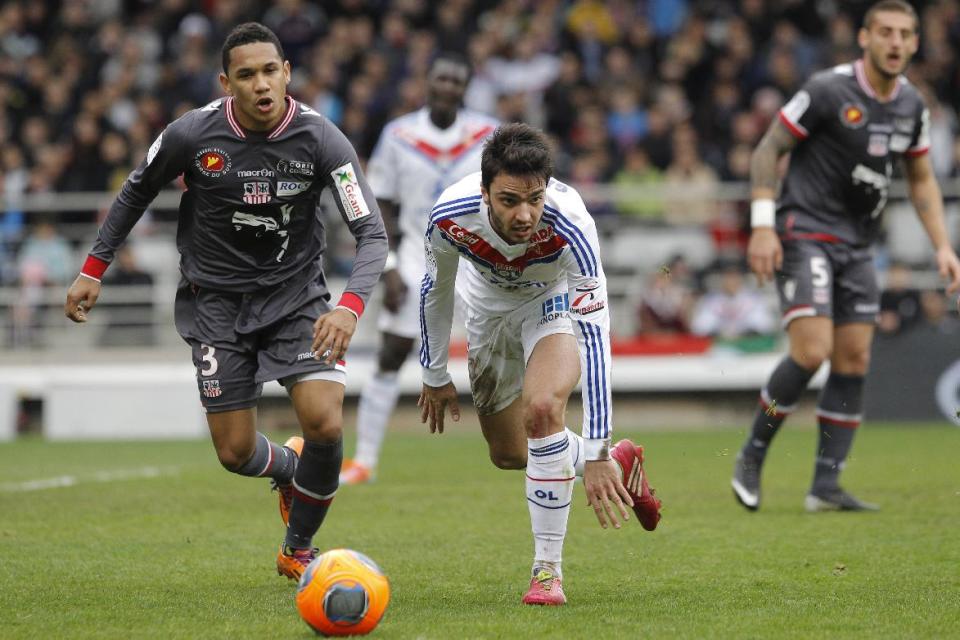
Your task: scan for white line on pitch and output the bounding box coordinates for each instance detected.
[0,466,180,493]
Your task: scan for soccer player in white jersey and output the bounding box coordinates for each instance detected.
[339,53,498,484]
[418,123,663,605]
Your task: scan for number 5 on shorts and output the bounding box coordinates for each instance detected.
[810,256,829,287]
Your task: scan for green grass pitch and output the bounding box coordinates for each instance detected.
[2,423,959,639]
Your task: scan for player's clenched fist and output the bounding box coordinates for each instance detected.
[312,308,357,364]
[65,275,101,323]
[747,227,783,286]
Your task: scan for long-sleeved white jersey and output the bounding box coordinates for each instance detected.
[419,172,613,453]
[366,108,497,285]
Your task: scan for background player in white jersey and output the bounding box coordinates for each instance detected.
[340,54,497,484]
[419,123,662,605]
[732,0,960,513]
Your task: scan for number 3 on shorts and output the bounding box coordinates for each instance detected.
[199,344,219,377]
[810,256,829,287]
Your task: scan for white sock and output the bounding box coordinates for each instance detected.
[354,371,401,470]
[526,431,575,577]
[565,427,585,477]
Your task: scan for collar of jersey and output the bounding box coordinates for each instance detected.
[854,59,902,103]
[416,107,463,147]
[478,198,543,259]
[225,96,298,140]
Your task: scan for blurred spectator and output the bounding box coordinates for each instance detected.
[99,245,155,347]
[691,260,775,338]
[664,124,718,224]
[878,262,922,335]
[10,220,72,347]
[16,220,71,286]
[919,289,960,335]
[637,255,694,335]
[612,147,664,220]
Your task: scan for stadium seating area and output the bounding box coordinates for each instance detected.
[2,0,960,349]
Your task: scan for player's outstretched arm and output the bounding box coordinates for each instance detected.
[64,275,101,323]
[417,382,460,434]
[747,120,797,285]
[903,152,960,294]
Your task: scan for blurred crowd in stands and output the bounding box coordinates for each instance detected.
[2,0,959,348]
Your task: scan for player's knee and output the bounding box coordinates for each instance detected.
[522,395,564,438]
[299,410,343,442]
[489,449,526,470]
[216,444,254,472]
[792,343,830,371]
[834,349,870,375]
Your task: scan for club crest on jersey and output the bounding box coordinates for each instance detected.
[202,380,222,398]
[242,181,271,204]
[195,148,232,177]
[839,102,867,128]
[867,133,889,157]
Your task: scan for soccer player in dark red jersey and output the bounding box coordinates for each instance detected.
[65,23,387,577]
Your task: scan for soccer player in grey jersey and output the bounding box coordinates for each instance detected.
[63,23,387,579]
[732,0,960,512]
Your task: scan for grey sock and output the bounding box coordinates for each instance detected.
[285,438,342,549]
[812,373,863,492]
[234,432,297,483]
[743,357,816,460]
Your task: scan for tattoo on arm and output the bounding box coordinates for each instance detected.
[751,122,798,193]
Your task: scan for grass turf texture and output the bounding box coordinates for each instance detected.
[2,424,958,639]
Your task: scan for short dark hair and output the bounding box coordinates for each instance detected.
[431,51,471,75]
[221,22,285,73]
[863,0,918,30]
[481,123,553,191]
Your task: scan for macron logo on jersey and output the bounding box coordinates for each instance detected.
[331,163,371,221]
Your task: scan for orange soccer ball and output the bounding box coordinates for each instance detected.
[296,549,391,636]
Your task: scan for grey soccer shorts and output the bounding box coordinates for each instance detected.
[174,283,345,412]
[775,240,880,328]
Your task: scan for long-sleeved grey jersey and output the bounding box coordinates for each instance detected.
[82,96,387,323]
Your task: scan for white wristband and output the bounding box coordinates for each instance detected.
[750,199,776,228]
[383,251,398,271]
[583,438,612,461]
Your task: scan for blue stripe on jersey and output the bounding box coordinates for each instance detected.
[526,497,572,510]
[529,439,569,457]
[577,319,597,438]
[581,320,609,439]
[418,274,434,367]
[431,205,480,226]
[542,212,586,276]
[591,322,610,438]
[543,205,598,277]
[431,195,482,216]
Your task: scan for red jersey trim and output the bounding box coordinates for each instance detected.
[778,111,808,140]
